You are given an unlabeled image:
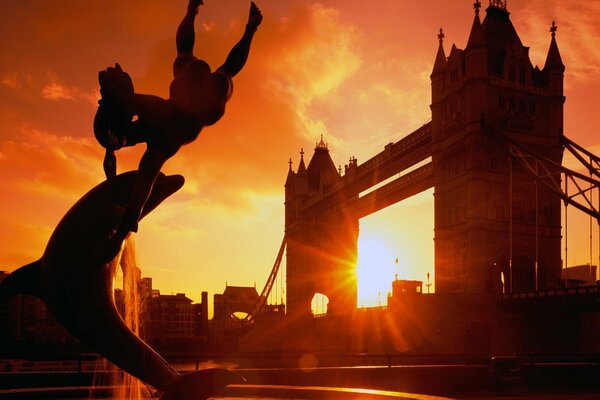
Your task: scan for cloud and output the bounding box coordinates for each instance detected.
[1,72,20,90]
[41,72,98,105]
[0,125,112,269]
[514,0,600,83]
[0,125,104,200]
[263,4,362,142]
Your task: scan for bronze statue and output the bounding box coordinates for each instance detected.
[1,1,262,398]
[0,172,243,399]
[94,0,263,262]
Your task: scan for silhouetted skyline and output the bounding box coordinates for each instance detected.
[1,1,600,306]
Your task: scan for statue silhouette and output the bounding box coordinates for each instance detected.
[0,172,244,399]
[1,2,262,398]
[94,0,263,262]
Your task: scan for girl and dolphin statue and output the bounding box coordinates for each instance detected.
[1,0,262,398]
[0,172,243,399]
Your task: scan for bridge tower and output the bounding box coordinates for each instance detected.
[285,138,359,316]
[431,1,565,293]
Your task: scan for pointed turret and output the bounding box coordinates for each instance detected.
[543,21,565,72]
[431,28,447,77]
[465,0,487,79]
[306,135,339,192]
[544,21,565,135]
[297,148,307,175]
[481,1,521,75]
[285,158,295,187]
[466,0,485,50]
[431,28,447,105]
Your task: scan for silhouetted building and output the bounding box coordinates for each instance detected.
[285,140,358,316]
[145,293,196,348]
[562,264,598,287]
[431,1,564,293]
[213,285,259,323]
[0,271,74,349]
[283,2,565,320]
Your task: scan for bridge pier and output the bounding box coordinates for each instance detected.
[285,140,358,317]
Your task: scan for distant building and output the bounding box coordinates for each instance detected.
[139,277,207,351]
[0,270,209,353]
[213,285,259,324]
[0,271,75,349]
[211,285,262,350]
[146,293,195,344]
[562,264,598,286]
[387,279,423,306]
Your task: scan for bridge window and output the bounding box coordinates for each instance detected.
[508,96,515,112]
[529,100,536,115]
[519,67,526,85]
[311,293,329,316]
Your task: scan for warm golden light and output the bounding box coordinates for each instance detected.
[357,236,396,307]
[1,1,598,306]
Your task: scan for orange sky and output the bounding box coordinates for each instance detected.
[1,1,600,308]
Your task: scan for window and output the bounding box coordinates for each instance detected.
[508,96,515,111]
[519,67,526,85]
[498,95,505,110]
[509,65,516,82]
[519,99,526,112]
[529,100,536,115]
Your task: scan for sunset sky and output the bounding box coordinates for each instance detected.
[2,0,600,309]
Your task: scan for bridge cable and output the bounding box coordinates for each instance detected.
[226,236,286,324]
[565,177,569,285]
[509,155,513,293]
[485,121,600,221]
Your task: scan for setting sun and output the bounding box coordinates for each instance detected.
[357,236,396,307]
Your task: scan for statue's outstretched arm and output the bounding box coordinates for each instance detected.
[217,2,262,77]
[176,0,204,55]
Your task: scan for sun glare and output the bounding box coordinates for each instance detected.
[357,192,435,305]
[357,236,396,307]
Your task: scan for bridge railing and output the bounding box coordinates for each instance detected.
[353,122,432,178]
[499,284,600,301]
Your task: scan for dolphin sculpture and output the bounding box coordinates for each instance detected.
[0,171,242,399]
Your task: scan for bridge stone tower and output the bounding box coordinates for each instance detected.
[431,1,565,293]
[285,138,359,316]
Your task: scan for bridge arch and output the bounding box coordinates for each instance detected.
[311,293,329,316]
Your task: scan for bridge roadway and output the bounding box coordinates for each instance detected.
[301,122,432,215]
[499,284,600,312]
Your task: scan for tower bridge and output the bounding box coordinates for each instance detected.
[238,2,600,325]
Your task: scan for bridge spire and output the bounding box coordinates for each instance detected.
[489,0,507,10]
[473,0,481,15]
[466,1,484,49]
[544,20,564,72]
[431,28,447,76]
[316,134,328,150]
[298,148,307,174]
